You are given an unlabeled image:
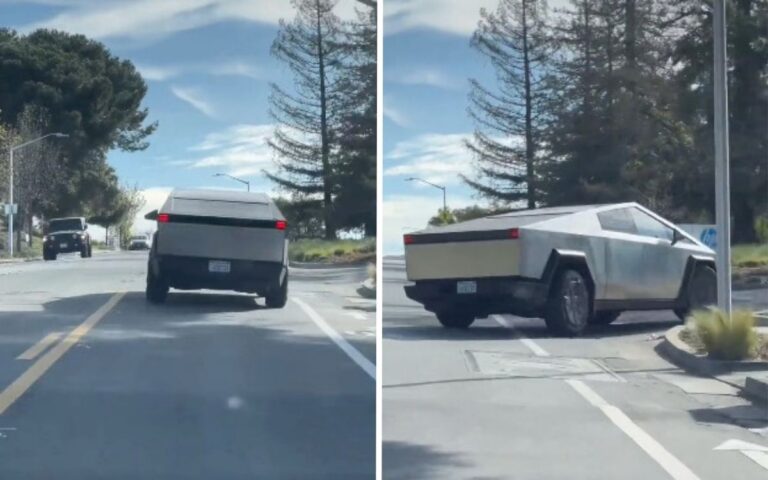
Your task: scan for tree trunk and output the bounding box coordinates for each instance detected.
[315,0,335,240]
[522,0,535,209]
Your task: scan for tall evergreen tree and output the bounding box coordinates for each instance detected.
[334,2,377,236]
[267,0,346,239]
[464,0,553,208]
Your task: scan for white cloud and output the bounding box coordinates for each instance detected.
[132,186,174,236]
[137,60,262,82]
[19,0,363,41]
[382,193,474,254]
[188,124,276,177]
[385,133,473,185]
[385,0,571,36]
[170,86,217,118]
[383,103,409,128]
[388,67,461,90]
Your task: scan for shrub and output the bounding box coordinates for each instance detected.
[689,308,759,360]
[756,217,768,244]
[367,262,376,283]
[333,248,345,256]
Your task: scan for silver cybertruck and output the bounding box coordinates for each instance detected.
[144,189,289,307]
[403,203,717,336]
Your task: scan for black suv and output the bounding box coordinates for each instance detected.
[43,217,92,260]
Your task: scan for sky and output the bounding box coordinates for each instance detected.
[383,0,568,254]
[0,0,361,239]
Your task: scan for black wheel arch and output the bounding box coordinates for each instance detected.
[675,255,717,305]
[541,250,596,305]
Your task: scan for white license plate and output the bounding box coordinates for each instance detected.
[208,260,231,273]
[457,281,477,294]
[59,243,68,249]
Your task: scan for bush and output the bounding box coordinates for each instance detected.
[689,308,759,360]
[756,217,768,244]
[333,248,346,256]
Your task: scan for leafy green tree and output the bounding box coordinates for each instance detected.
[0,28,156,216]
[427,208,457,227]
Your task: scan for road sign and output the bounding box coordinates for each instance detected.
[679,224,717,249]
[2,204,17,215]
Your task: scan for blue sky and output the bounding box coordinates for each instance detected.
[383,0,570,254]
[383,0,505,254]
[1,0,360,237]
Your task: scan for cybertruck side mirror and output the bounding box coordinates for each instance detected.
[671,229,684,245]
[144,210,158,221]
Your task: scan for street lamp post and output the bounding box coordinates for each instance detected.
[406,177,447,212]
[6,133,68,257]
[213,173,250,192]
[713,0,732,315]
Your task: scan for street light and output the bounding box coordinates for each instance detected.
[6,132,68,257]
[406,177,447,212]
[213,173,250,192]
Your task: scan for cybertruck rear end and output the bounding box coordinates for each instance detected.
[145,189,289,307]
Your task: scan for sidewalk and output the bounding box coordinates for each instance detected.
[659,325,768,403]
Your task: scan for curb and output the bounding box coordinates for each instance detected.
[356,278,376,299]
[658,325,768,402]
[289,260,371,270]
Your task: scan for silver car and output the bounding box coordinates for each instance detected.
[144,189,289,307]
[403,203,717,336]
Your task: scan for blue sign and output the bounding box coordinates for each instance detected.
[700,228,717,249]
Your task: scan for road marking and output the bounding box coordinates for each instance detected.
[0,292,124,415]
[493,314,700,480]
[715,439,768,471]
[292,297,375,380]
[16,332,62,360]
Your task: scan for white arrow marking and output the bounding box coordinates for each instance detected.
[715,439,768,470]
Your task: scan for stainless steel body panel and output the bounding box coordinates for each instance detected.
[404,202,715,305]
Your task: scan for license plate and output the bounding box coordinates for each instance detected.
[457,280,477,294]
[59,243,68,249]
[208,260,231,273]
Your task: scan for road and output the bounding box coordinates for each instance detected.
[383,257,768,480]
[0,251,375,479]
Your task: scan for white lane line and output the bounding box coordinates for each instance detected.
[16,332,62,360]
[493,314,700,480]
[292,297,375,380]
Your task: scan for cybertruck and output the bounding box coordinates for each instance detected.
[403,203,717,336]
[144,189,289,307]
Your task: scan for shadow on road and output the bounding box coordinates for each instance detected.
[689,404,768,430]
[383,441,496,480]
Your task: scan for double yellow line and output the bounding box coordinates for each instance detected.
[0,292,125,415]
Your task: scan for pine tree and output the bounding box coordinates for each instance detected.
[464,0,553,209]
[267,0,346,239]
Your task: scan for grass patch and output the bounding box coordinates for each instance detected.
[289,238,375,264]
[685,308,760,360]
[732,243,768,269]
[0,235,43,260]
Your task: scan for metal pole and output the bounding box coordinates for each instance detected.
[7,148,13,257]
[713,0,732,315]
[246,181,250,192]
[442,187,446,212]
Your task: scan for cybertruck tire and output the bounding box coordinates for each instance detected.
[437,312,475,329]
[544,269,591,336]
[146,269,169,304]
[675,264,717,321]
[265,274,288,309]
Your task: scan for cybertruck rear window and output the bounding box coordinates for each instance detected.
[171,198,272,219]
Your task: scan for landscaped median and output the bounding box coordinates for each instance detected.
[288,238,375,265]
[733,243,768,290]
[659,309,768,402]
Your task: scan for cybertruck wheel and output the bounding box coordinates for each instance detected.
[589,311,621,325]
[146,269,169,304]
[436,312,475,329]
[265,274,288,309]
[675,264,717,321]
[545,269,591,336]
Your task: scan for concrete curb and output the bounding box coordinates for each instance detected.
[289,260,371,270]
[356,278,376,299]
[658,325,768,402]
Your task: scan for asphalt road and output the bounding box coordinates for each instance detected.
[383,257,768,480]
[0,251,375,479]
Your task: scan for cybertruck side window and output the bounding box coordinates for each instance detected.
[630,208,674,242]
[597,208,637,234]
